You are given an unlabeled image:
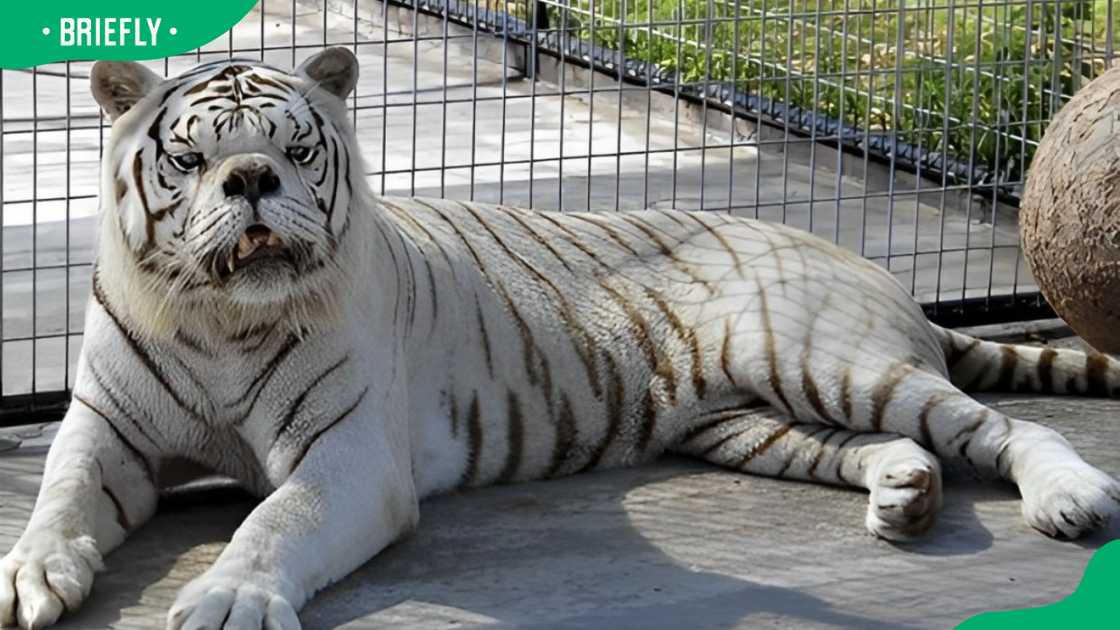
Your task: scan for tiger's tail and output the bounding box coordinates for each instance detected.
[932,324,1120,397]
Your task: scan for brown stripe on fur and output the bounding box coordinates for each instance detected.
[130,149,160,257]
[868,363,913,432]
[397,236,422,331]
[580,350,626,472]
[83,360,164,450]
[996,345,1019,391]
[720,318,738,387]
[537,353,556,419]
[601,280,678,405]
[799,338,836,425]
[289,387,369,474]
[546,392,578,478]
[380,199,458,269]
[777,425,829,477]
[461,393,483,486]
[620,214,714,291]
[830,432,863,486]
[755,277,793,413]
[916,392,950,449]
[476,299,494,378]
[1037,348,1057,392]
[556,303,604,400]
[831,432,861,455]
[115,177,129,204]
[175,330,210,356]
[690,398,770,424]
[635,388,659,454]
[832,432,862,451]
[456,203,605,399]
[228,333,301,412]
[374,223,406,328]
[840,366,853,421]
[508,302,541,387]
[806,428,841,480]
[418,256,439,331]
[737,423,794,467]
[953,408,988,459]
[618,214,673,255]
[536,212,608,264]
[645,287,706,398]
[1086,352,1111,397]
[947,337,979,370]
[76,394,155,483]
[184,77,217,96]
[568,213,642,257]
[496,390,525,483]
[243,72,292,92]
[801,367,836,426]
[700,429,747,457]
[448,391,460,438]
[416,199,541,385]
[230,320,276,343]
[273,355,351,443]
[678,211,744,277]
[103,483,131,531]
[500,207,576,274]
[92,272,207,423]
[679,415,738,444]
[94,461,131,531]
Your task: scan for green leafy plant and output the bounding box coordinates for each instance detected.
[516,0,1118,184]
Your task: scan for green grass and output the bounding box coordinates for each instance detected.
[517,0,1119,185]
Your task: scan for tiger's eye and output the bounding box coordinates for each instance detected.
[287,146,316,164]
[169,152,204,172]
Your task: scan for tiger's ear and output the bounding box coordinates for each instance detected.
[90,61,163,121]
[296,47,359,100]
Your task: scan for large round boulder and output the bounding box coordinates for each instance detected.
[1022,65,1120,353]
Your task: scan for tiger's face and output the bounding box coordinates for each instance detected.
[90,49,362,312]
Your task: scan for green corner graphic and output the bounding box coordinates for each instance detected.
[958,539,1120,629]
[0,1,258,68]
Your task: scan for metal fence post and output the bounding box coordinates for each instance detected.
[530,0,548,79]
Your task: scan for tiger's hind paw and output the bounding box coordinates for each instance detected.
[865,447,943,542]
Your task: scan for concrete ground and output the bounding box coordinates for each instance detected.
[1,330,1117,629]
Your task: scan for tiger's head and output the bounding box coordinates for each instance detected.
[89,49,371,338]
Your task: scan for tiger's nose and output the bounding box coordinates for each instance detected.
[223,162,281,208]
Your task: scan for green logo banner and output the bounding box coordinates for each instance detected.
[0,1,258,68]
[957,539,1120,629]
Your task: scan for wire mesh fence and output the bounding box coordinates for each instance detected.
[0,0,1112,423]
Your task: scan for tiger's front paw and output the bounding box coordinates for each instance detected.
[167,568,301,630]
[0,533,102,629]
[1019,462,1120,539]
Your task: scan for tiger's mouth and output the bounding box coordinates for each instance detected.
[220,224,293,279]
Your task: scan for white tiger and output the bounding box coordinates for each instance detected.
[1,48,1118,630]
